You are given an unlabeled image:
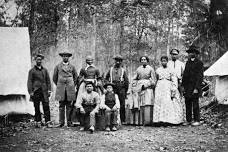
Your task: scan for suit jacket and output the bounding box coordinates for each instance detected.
[182,58,204,98]
[27,65,51,102]
[53,62,78,101]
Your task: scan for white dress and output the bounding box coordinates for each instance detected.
[153,66,184,124]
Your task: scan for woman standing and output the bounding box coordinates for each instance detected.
[130,56,156,125]
[153,56,184,125]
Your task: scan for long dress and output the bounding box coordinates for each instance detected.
[153,66,184,124]
[126,65,156,125]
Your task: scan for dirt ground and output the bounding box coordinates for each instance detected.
[0,121,228,152]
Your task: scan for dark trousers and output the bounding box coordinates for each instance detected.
[59,91,71,125]
[185,97,200,122]
[105,110,118,127]
[114,87,126,123]
[79,108,96,128]
[33,93,50,123]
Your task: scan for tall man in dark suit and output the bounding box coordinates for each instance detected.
[182,46,204,126]
[27,54,52,128]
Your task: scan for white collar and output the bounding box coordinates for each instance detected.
[85,64,95,70]
[62,62,69,65]
[190,58,195,61]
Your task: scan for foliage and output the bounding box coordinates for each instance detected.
[1,0,227,75]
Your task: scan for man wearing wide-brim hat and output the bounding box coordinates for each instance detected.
[167,48,185,96]
[53,50,78,127]
[105,54,129,124]
[100,82,120,131]
[27,54,52,128]
[182,45,204,126]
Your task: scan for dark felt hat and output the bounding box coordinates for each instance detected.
[59,50,72,57]
[186,45,200,54]
[113,54,124,60]
[170,49,179,55]
[104,82,115,89]
[35,53,44,59]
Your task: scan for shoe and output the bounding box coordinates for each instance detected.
[35,122,42,128]
[67,122,73,127]
[89,125,95,133]
[56,124,64,128]
[45,121,53,128]
[105,127,110,132]
[192,122,201,126]
[79,127,85,131]
[122,122,127,125]
[112,126,117,131]
[182,122,190,126]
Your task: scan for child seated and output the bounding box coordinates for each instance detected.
[100,83,120,131]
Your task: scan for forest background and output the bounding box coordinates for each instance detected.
[1,0,228,82]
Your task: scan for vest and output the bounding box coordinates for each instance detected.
[105,92,116,109]
[110,67,124,83]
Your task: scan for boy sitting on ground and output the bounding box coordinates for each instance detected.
[100,83,120,131]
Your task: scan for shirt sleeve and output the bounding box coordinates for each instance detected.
[150,66,156,86]
[115,94,120,109]
[72,66,78,86]
[27,69,33,94]
[105,70,111,83]
[94,93,101,111]
[53,65,58,85]
[45,69,51,91]
[75,94,83,109]
[100,95,105,107]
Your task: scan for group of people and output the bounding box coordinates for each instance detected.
[130,46,204,127]
[27,51,129,133]
[27,45,204,133]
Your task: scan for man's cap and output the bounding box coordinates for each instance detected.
[170,49,179,55]
[35,53,44,60]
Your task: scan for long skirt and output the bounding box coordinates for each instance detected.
[153,80,184,124]
[126,88,154,125]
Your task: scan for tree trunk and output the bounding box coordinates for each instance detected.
[166,18,171,56]
[28,0,35,37]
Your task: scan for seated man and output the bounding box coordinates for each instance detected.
[75,81,100,133]
[100,83,120,131]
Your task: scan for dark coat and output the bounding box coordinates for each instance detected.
[27,65,51,102]
[53,62,78,101]
[182,58,204,98]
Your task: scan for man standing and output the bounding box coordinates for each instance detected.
[53,50,78,127]
[76,82,100,133]
[27,54,52,128]
[167,49,185,96]
[182,46,204,126]
[105,55,129,124]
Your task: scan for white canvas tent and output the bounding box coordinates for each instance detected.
[204,51,228,104]
[0,27,34,115]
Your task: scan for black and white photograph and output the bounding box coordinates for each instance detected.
[0,0,228,151]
